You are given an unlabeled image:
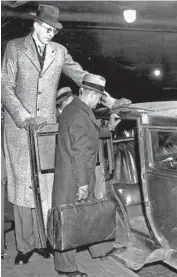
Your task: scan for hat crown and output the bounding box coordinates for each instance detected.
[82,74,106,94]
[37,4,59,20]
[36,4,62,29]
[56,87,72,104]
[57,87,72,98]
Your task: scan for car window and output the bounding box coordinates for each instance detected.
[151,130,177,171]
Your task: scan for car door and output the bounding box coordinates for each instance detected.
[137,112,177,250]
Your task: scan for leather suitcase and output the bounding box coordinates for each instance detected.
[47,199,116,251]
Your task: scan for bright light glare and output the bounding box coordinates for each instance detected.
[123,9,136,23]
[153,69,161,77]
[126,195,132,205]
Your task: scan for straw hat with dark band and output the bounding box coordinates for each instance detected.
[81,74,106,95]
[56,87,72,105]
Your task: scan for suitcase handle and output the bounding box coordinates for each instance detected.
[75,196,108,204]
[60,197,109,209]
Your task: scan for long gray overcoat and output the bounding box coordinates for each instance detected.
[52,97,100,207]
[1,34,87,211]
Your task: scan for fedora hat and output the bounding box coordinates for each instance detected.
[81,74,106,95]
[35,4,63,30]
[56,87,73,105]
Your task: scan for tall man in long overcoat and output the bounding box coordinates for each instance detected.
[1,4,94,264]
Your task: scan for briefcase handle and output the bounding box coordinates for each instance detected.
[59,197,109,209]
[75,197,108,204]
[58,196,110,211]
[74,197,110,211]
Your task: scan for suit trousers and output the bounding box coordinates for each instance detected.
[54,241,113,272]
[14,205,41,253]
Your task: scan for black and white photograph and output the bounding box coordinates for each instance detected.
[1,1,177,277]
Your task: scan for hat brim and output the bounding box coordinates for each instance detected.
[81,84,106,95]
[56,95,73,105]
[35,16,63,29]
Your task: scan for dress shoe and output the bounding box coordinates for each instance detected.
[34,248,52,259]
[99,246,127,261]
[57,270,88,276]
[14,250,34,265]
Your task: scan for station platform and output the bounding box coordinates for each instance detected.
[1,231,138,277]
[2,211,177,277]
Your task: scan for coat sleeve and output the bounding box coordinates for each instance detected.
[1,41,31,128]
[62,47,88,86]
[68,112,96,188]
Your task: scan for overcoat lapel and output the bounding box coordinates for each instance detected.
[25,35,56,74]
[41,43,56,76]
[88,109,100,129]
[25,35,41,72]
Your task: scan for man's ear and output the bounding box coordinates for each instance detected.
[79,87,83,95]
[33,22,38,31]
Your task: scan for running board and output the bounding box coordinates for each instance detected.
[111,244,168,271]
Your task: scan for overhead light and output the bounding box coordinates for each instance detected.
[153,69,161,77]
[136,64,164,81]
[149,66,164,81]
[123,9,136,24]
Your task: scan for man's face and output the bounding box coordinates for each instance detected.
[34,22,58,45]
[89,91,102,109]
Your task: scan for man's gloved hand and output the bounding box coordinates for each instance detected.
[109,114,121,131]
[20,116,47,130]
[100,91,132,110]
[100,91,117,109]
[112,98,132,110]
[77,185,89,201]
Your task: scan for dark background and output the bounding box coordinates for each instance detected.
[2,1,177,103]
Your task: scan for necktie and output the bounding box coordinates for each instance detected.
[38,45,45,56]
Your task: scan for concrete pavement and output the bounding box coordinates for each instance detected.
[1,231,138,277]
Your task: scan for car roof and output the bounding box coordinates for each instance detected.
[129,101,177,112]
[95,101,177,126]
[113,101,177,126]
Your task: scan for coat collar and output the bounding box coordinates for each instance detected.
[24,34,56,75]
[72,97,99,128]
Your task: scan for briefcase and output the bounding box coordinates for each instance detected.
[47,199,116,251]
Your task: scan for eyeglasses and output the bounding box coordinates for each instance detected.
[39,23,58,35]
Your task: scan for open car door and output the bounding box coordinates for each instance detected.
[106,103,177,271]
[137,110,177,269]
[27,124,58,248]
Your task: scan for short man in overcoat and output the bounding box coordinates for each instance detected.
[52,74,122,277]
[56,86,121,200]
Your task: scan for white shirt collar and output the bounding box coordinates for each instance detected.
[32,33,45,49]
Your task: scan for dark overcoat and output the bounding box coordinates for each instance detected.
[1,34,87,209]
[52,97,100,207]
